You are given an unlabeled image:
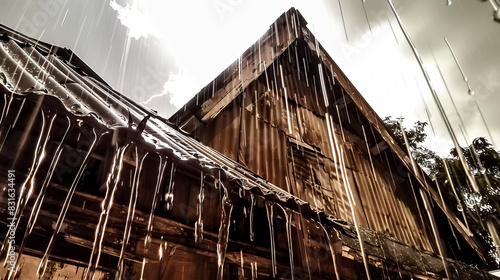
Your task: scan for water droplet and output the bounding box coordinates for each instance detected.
[494,9,500,22]
[465,199,474,209]
[446,0,452,6]
[164,193,174,210]
[70,103,82,114]
[468,88,475,96]
[457,204,463,212]
[430,173,437,181]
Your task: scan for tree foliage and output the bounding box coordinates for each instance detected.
[382,116,441,174]
[384,116,500,265]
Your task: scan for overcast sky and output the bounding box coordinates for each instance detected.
[0,0,499,155]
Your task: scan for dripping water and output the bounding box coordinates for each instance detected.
[140,155,168,280]
[441,158,471,233]
[433,177,462,251]
[249,193,255,242]
[240,249,245,278]
[265,201,277,278]
[362,125,378,182]
[318,223,340,280]
[251,261,257,280]
[195,171,205,243]
[391,241,403,278]
[419,188,451,280]
[328,116,371,279]
[37,129,101,278]
[258,38,262,72]
[10,99,25,130]
[0,93,14,127]
[295,43,301,80]
[13,111,56,228]
[264,61,270,91]
[3,117,72,280]
[216,178,233,280]
[400,121,421,183]
[277,204,295,280]
[117,149,149,280]
[0,110,56,267]
[303,58,309,87]
[83,143,130,280]
[298,216,313,280]
[164,161,177,211]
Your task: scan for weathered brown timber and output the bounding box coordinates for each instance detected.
[171,7,486,259]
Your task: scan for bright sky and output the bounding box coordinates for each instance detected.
[109,0,315,108]
[0,0,498,154]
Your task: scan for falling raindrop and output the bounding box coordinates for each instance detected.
[419,188,451,280]
[444,37,474,96]
[494,9,500,22]
[362,125,378,182]
[10,98,25,129]
[303,58,309,87]
[240,249,245,278]
[337,0,349,41]
[325,111,371,279]
[294,43,301,80]
[479,166,487,174]
[361,0,374,37]
[387,0,481,194]
[474,101,496,148]
[258,38,262,72]
[441,158,471,231]
[446,0,452,6]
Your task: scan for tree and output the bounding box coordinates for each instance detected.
[383,116,500,266]
[382,116,442,174]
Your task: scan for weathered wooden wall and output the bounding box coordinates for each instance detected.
[186,34,435,252]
